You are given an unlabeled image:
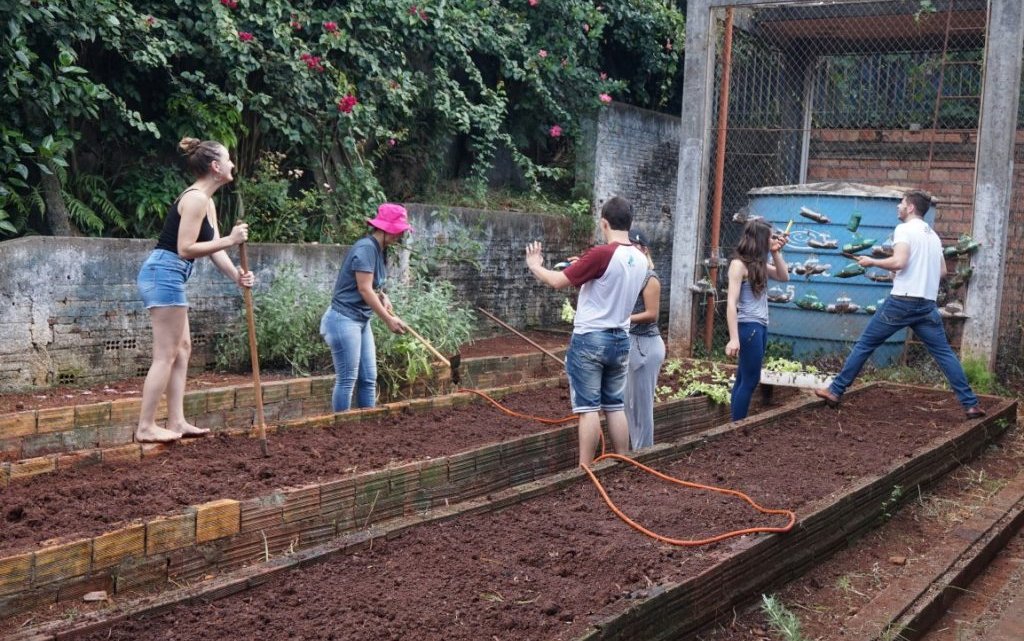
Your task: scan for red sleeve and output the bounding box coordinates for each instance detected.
[563,244,619,287]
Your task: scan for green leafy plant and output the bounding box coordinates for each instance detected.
[404,209,485,282]
[760,594,808,641]
[658,359,732,405]
[961,356,996,395]
[372,279,475,399]
[216,263,331,376]
[879,485,904,523]
[560,298,576,324]
[763,357,819,375]
[114,164,190,239]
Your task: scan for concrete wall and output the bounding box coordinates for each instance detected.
[585,102,681,318]
[0,208,575,392]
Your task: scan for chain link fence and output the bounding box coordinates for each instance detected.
[695,0,991,373]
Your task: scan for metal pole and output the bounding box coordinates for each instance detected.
[704,7,735,352]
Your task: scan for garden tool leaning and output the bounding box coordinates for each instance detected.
[405,324,462,386]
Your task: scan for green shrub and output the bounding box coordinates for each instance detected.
[215,263,331,376]
[961,355,996,394]
[373,279,475,399]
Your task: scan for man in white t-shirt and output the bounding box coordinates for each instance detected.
[526,196,648,466]
[815,190,985,419]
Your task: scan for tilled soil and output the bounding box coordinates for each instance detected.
[458,330,569,359]
[0,372,293,416]
[0,332,569,415]
[694,424,1024,641]
[0,386,574,556]
[66,386,985,641]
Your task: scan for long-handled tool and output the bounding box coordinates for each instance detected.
[477,306,565,366]
[238,242,269,457]
[405,325,462,385]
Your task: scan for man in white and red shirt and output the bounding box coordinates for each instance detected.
[815,189,984,419]
[526,196,648,466]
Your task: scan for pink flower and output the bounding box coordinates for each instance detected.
[388,138,397,147]
[337,94,358,114]
[538,49,547,58]
[300,53,324,72]
[599,93,612,104]
[599,72,607,80]
[323,21,338,33]
[145,15,157,26]
[220,0,238,8]
[238,31,253,42]
[529,0,539,6]
[583,23,590,33]
[290,21,302,30]
[549,124,562,138]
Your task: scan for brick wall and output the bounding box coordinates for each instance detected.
[806,128,1024,373]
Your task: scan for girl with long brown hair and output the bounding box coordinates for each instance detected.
[725,219,788,420]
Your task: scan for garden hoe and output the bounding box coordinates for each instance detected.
[477,306,565,367]
[405,325,462,387]
[238,240,269,457]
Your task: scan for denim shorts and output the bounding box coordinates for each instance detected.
[137,249,194,308]
[565,329,630,414]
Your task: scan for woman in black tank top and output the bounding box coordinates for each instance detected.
[134,137,254,444]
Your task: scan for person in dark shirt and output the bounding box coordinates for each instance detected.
[320,204,410,411]
[135,137,254,443]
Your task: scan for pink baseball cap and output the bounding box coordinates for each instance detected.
[367,203,412,234]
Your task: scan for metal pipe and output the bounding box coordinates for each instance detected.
[704,7,736,353]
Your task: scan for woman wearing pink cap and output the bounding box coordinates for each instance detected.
[320,204,410,411]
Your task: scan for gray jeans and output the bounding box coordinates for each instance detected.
[625,333,666,450]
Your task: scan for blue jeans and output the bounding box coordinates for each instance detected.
[565,330,631,414]
[829,296,979,408]
[320,308,377,411]
[731,322,767,421]
[137,249,193,308]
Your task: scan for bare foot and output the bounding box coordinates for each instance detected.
[135,426,182,444]
[169,422,211,438]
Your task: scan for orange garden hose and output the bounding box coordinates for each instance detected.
[461,387,797,546]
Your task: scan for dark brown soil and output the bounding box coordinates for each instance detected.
[0,372,291,416]
[0,386,573,557]
[58,386,987,641]
[458,330,568,359]
[0,333,569,415]
[694,423,1024,641]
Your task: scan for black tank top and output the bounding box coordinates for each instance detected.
[155,188,215,258]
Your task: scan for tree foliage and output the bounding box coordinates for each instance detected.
[0,0,685,241]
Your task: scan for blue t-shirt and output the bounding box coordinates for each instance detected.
[330,235,387,321]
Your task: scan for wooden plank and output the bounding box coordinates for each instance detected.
[33,540,92,586]
[92,524,146,571]
[146,512,196,556]
[195,499,241,544]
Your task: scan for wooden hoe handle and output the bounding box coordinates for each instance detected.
[239,242,269,457]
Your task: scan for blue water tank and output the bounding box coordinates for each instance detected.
[744,182,934,366]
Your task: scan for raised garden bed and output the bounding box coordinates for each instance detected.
[0,334,568,464]
[5,384,1014,640]
[0,370,765,618]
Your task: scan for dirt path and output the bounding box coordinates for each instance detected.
[47,386,983,641]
